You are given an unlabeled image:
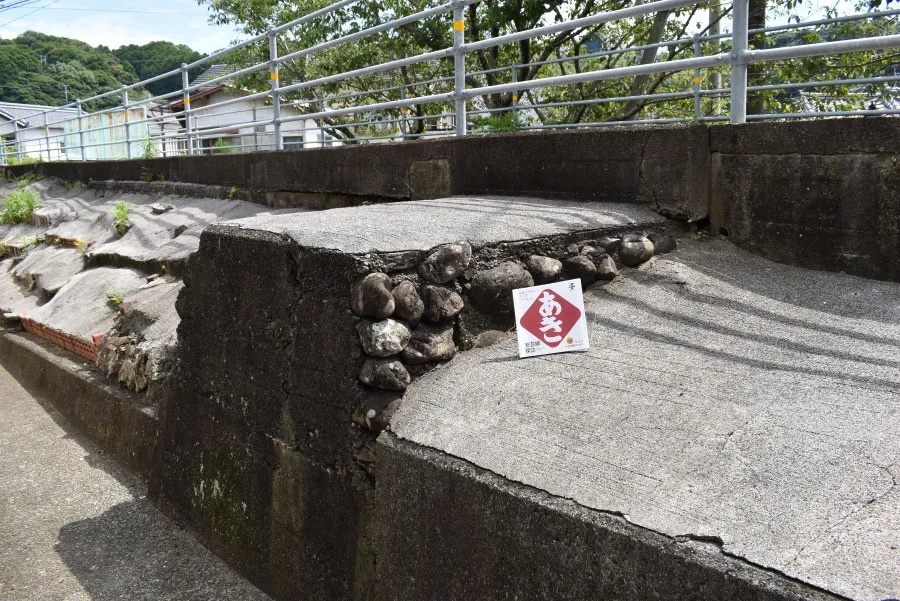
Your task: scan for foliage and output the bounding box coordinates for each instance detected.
[472,111,523,133]
[111,201,131,236]
[112,41,204,98]
[140,135,156,160]
[213,138,234,154]
[0,32,204,108]
[102,279,124,309]
[0,183,41,224]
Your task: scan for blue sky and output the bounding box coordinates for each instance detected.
[0,0,240,53]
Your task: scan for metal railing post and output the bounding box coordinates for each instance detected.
[511,66,519,113]
[13,120,19,163]
[269,31,283,151]
[122,86,132,160]
[76,101,86,161]
[181,64,195,155]
[452,3,467,136]
[43,111,51,162]
[692,35,702,121]
[400,87,408,141]
[252,105,259,151]
[731,0,750,123]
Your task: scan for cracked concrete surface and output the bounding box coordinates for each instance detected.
[228,196,668,253]
[391,237,900,601]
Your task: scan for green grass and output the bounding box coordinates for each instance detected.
[0,187,41,225]
[112,201,131,236]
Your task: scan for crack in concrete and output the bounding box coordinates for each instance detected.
[389,432,853,601]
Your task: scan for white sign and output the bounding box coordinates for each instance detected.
[512,278,590,358]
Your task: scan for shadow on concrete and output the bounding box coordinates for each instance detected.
[54,500,270,601]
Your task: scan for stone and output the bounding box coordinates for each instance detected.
[359,358,411,391]
[473,330,508,348]
[596,255,618,281]
[649,233,677,254]
[419,242,472,284]
[422,285,464,323]
[391,281,424,325]
[598,236,620,253]
[356,319,410,358]
[350,272,394,319]
[564,243,580,257]
[401,323,456,365]
[580,245,607,263]
[526,255,562,285]
[470,262,534,314]
[563,255,597,287]
[366,398,403,433]
[150,203,175,215]
[619,234,655,267]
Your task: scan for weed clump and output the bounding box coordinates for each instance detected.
[0,182,41,225]
[112,201,131,236]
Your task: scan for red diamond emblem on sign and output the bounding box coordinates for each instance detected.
[519,288,582,348]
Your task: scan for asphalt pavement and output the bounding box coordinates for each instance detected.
[0,362,271,601]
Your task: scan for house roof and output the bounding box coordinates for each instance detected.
[0,102,78,128]
[190,64,237,91]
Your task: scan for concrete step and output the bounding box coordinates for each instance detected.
[388,237,900,601]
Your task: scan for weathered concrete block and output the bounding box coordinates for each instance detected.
[710,119,900,283]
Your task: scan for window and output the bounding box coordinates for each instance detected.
[284,136,304,150]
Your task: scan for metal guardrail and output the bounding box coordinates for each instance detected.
[0,0,898,164]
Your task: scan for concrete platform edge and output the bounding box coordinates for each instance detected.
[376,432,849,601]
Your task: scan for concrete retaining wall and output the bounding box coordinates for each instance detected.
[4,126,711,220]
[0,329,157,478]
[709,118,900,282]
[7,118,900,282]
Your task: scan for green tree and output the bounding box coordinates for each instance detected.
[114,42,205,98]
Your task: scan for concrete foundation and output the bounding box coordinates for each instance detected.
[2,122,899,601]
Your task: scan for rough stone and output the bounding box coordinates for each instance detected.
[595,255,618,281]
[470,262,534,315]
[356,319,411,358]
[418,242,472,284]
[649,234,677,254]
[563,255,597,287]
[422,285,464,323]
[580,245,608,263]
[391,281,424,325]
[597,236,620,253]
[359,358,411,391]
[526,255,562,285]
[350,272,394,319]
[619,234,655,267]
[150,203,175,215]
[401,323,456,365]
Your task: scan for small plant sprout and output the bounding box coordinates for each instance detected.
[140,134,156,160]
[112,202,131,236]
[229,186,238,199]
[103,280,125,310]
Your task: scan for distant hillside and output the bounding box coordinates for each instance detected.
[0,32,204,109]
